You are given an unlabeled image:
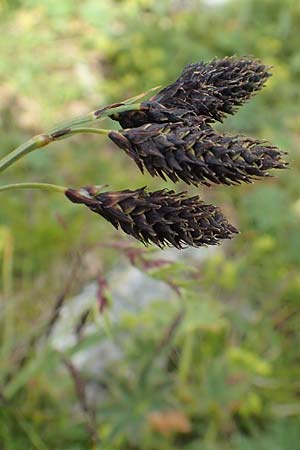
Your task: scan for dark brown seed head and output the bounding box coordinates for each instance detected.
[111,57,271,128]
[153,57,271,122]
[108,122,288,187]
[65,186,238,249]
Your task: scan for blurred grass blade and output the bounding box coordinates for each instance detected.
[0,226,14,382]
[4,347,59,399]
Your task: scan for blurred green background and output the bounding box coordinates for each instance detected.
[1,0,300,449]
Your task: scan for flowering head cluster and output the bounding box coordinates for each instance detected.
[67,56,287,248]
[2,56,287,250]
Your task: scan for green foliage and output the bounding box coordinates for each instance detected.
[1,0,300,449]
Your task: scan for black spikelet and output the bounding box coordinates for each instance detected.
[65,186,238,248]
[111,57,271,128]
[108,122,287,186]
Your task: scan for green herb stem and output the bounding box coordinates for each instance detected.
[0,135,50,174]
[68,127,110,137]
[0,182,67,194]
[0,101,143,174]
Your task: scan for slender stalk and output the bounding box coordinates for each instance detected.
[0,182,66,194]
[0,101,143,174]
[0,127,110,174]
[67,127,110,137]
[47,102,143,135]
[0,227,14,384]
[0,85,161,175]
[0,135,50,174]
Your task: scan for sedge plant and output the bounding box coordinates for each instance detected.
[0,57,288,249]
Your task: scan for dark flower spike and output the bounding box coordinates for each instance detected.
[153,56,272,122]
[108,122,288,187]
[111,56,271,128]
[65,186,238,249]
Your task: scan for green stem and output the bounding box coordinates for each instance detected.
[68,127,110,137]
[0,182,66,194]
[0,100,142,174]
[0,227,14,384]
[48,102,143,134]
[47,102,142,134]
[0,135,50,174]
[0,128,110,174]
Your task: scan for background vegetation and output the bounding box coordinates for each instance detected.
[1,0,300,449]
